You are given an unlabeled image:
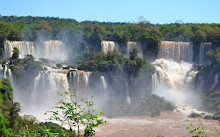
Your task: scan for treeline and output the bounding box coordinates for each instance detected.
[1,15,220,54]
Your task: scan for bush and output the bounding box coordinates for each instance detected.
[12,47,19,60]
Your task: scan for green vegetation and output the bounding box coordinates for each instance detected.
[10,55,42,78]
[196,47,220,112]
[78,49,154,79]
[0,78,18,136]
[12,47,19,60]
[186,119,220,137]
[0,15,220,136]
[1,15,220,59]
[16,116,74,137]
[186,119,210,137]
[47,90,105,137]
[0,77,104,136]
[208,47,220,64]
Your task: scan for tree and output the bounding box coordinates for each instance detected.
[0,79,14,137]
[0,111,13,137]
[129,48,138,60]
[47,90,105,137]
[207,47,220,64]
[192,30,207,43]
[88,26,106,51]
[12,47,19,60]
[141,27,163,57]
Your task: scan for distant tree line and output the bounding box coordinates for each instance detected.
[0,15,220,57]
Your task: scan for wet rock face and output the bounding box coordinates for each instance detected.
[213,113,220,120]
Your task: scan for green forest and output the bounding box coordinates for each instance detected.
[0,15,220,57]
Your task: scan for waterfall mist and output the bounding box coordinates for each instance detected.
[3,38,216,121]
[152,41,207,115]
[152,59,201,108]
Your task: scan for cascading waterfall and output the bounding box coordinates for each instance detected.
[19,68,69,120]
[157,41,193,62]
[126,42,143,58]
[1,64,13,81]
[41,40,66,60]
[185,70,199,86]
[67,70,91,98]
[152,41,204,114]
[4,40,67,61]
[101,41,143,58]
[199,43,212,65]
[101,41,119,54]
[4,40,35,58]
[152,59,200,111]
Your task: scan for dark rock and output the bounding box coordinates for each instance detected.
[204,115,213,120]
[213,114,220,120]
[189,113,201,118]
[150,111,160,117]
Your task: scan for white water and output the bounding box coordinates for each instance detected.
[199,43,212,65]
[36,40,67,61]
[18,68,69,121]
[68,70,91,98]
[1,64,13,81]
[157,41,193,62]
[4,40,67,61]
[210,73,219,91]
[126,42,143,58]
[125,80,131,104]
[101,41,143,58]
[152,58,201,115]
[100,76,107,97]
[101,41,119,54]
[4,40,35,58]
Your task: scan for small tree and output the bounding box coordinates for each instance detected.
[12,47,19,60]
[47,90,105,137]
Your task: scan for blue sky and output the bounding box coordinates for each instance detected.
[0,0,220,24]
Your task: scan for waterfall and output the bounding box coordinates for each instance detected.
[101,41,119,54]
[152,59,198,106]
[184,70,199,86]
[4,40,35,58]
[42,40,66,60]
[101,41,143,58]
[32,69,69,104]
[157,41,193,62]
[125,80,131,104]
[4,40,67,61]
[210,73,219,91]
[126,42,143,58]
[19,68,70,120]
[100,76,107,95]
[199,43,212,65]
[3,64,7,78]
[35,40,67,61]
[1,64,13,81]
[68,70,91,97]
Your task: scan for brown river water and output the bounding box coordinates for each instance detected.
[95,111,219,137]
